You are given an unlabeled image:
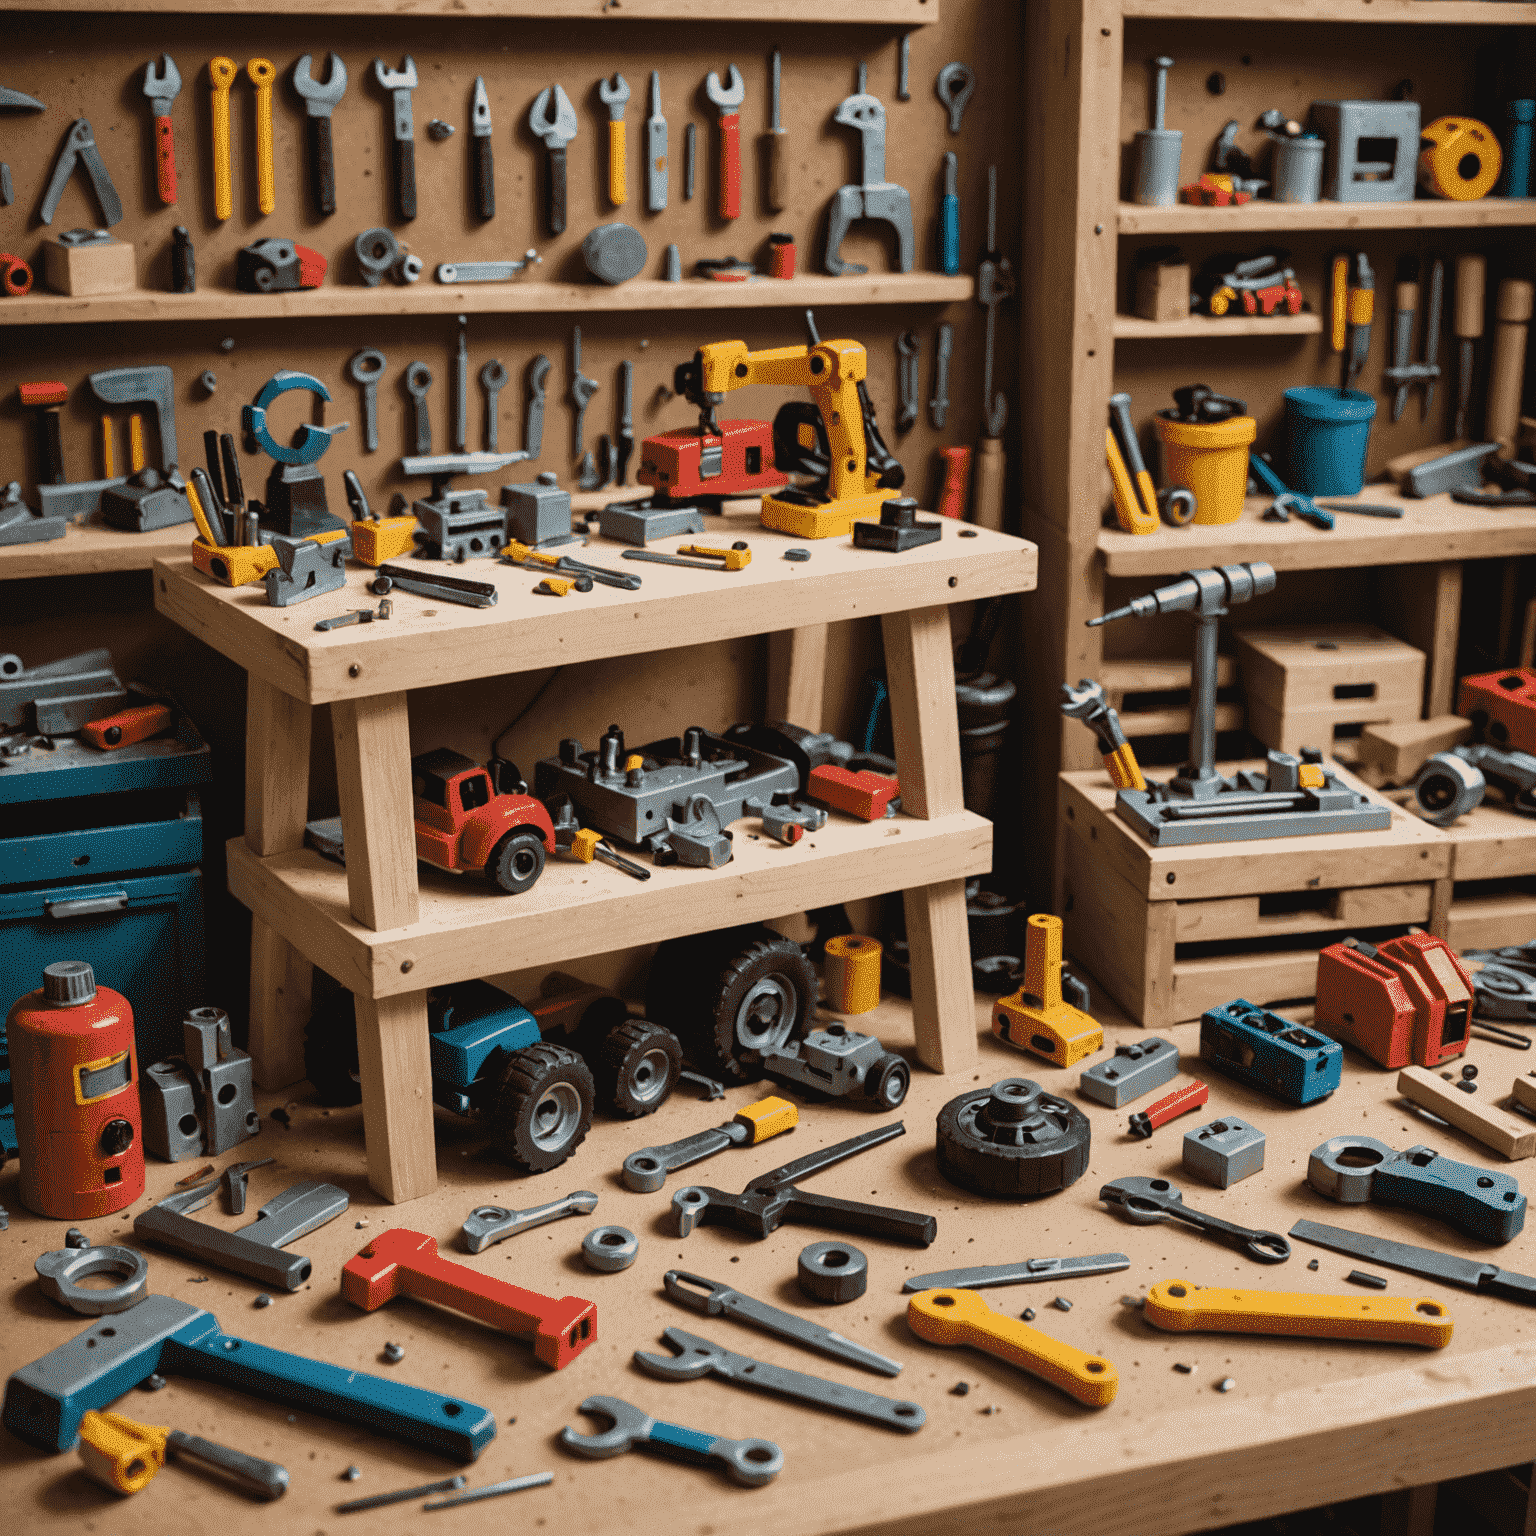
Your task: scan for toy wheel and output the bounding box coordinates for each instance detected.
[867,1052,911,1110]
[491,1042,594,1172]
[935,1078,1091,1198]
[594,1018,683,1117]
[304,992,362,1107]
[489,830,546,894]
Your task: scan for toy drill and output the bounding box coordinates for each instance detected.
[1059,679,1145,791]
[993,914,1103,1067]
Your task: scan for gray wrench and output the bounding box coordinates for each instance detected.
[525,354,551,457]
[896,331,920,433]
[529,84,578,235]
[825,89,913,275]
[616,359,635,484]
[291,53,346,217]
[645,70,667,212]
[373,57,418,221]
[461,1190,597,1254]
[978,164,1015,438]
[453,317,469,453]
[1099,1176,1291,1263]
[348,348,387,453]
[635,1327,925,1432]
[35,1243,149,1316]
[560,1395,782,1486]
[929,322,952,428]
[571,326,598,456]
[936,62,975,134]
[405,362,432,456]
[663,1270,902,1376]
[435,250,540,284]
[624,1112,784,1192]
[902,1252,1130,1293]
[479,358,508,452]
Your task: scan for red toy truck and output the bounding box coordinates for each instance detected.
[412,749,557,894]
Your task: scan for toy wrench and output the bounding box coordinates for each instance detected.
[1099,1176,1291,1263]
[635,1327,924,1431]
[209,58,237,220]
[561,1395,782,1486]
[143,55,181,205]
[907,1288,1118,1407]
[704,65,743,219]
[1144,1278,1453,1347]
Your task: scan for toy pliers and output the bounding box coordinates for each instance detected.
[39,118,123,226]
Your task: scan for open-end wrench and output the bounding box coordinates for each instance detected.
[571,326,598,457]
[561,1396,782,1486]
[347,348,387,453]
[599,74,629,207]
[405,362,432,456]
[1099,1176,1291,1263]
[704,65,744,219]
[291,52,346,217]
[663,1270,902,1376]
[525,354,550,457]
[470,76,494,220]
[636,1328,925,1432]
[461,1191,598,1254]
[623,1097,797,1192]
[646,71,667,212]
[453,317,469,453]
[209,59,236,221]
[897,331,919,433]
[479,359,508,452]
[936,62,975,135]
[143,55,181,205]
[530,85,578,235]
[374,57,418,220]
[616,359,635,483]
[929,322,952,428]
[247,59,276,216]
[435,250,540,284]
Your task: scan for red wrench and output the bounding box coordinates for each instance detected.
[142,54,181,205]
[341,1229,596,1370]
[704,65,744,220]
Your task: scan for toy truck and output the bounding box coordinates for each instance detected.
[413,748,556,894]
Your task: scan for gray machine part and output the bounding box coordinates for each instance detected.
[0,482,66,546]
[264,536,346,606]
[1463,946,1536,1021]
[99,469,192,532]
[760,1025,896,1103]
[1413,750,1488,826]
[597,501,706,546]
[668,795,732,868]
[1078,1036,1180,1108]
[1312,99,1421,202]
[36,476,130,522]
[184,1007,259,1155]
[901,1252,1130,1293]
[35,1242,150,1315]
[501,475,572,546]
[1182,1117,1266,1189]
[1308,1135,1399,1203]
[0,648,127,734]
[797,1240,868,1303]
[561,1395,784,1486]
[460,1190,598,1253]
[1404,442,1498,498]
[141,1058,204,1160]
[748,795,828,844]
[413,487,507,560]
[824,90,914,276]
[581,223,647,285]
[90,365,178,470]
[582,1224,639,1272]
[1133,58,1181,207]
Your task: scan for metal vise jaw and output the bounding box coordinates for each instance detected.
[142,1007,260,1161]
[825,92,913,277]
[263,535,346,606]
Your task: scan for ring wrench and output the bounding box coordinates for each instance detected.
[405,362,432,456]
[36,1243,150,1315]
[246,59,276,216]
[347,349,387,453]
[461,1190,597,1254]
[208,59,237,220]
[525,354,551,457]
[1099,1175,1291,1263]
[479,359,509,452]
[560,1395,782,1486]
[936,62,975,135]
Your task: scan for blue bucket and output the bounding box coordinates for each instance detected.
[1285,387,1377,496]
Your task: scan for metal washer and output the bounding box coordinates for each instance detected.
[797,1240,869,1303]
[34,1243,150,1315]
[582,1224,639,1272]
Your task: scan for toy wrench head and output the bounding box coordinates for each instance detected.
[142,54,181,112]
[373,56,417,92]
[632,1327,724,1380]
[560,1395,652,1456]
[704,66,744,111]
[530,85,577,146]
[292,52,347,114]
[1099,1175,1183,1223]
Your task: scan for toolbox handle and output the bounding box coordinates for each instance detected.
[46,892,129,919]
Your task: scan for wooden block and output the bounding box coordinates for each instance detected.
[42,234,135,296]
[1235,624,1426,713]
[1133,260,1190,323]
[1513,1072,1536,1116]
[766,625,829,730]
[1354,716,1473,788]
[1397,1064,1536,1160]
[1101,654,1236,705]
[1445,892,1536,953]
[1385,439,1473,485]
[1247,696,1421,757]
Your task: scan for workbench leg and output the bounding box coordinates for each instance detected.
[882,606,977,1074]
[355,990,437,1204]
[767,625,829,730]
[332,691,420,931]
[1378,562,1462,720]
[1380,1483,1437,1536]
[244,679,313,1089]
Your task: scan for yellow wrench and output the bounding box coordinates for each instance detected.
[209,56,237,220]
[907,1288,1119,1407]
[1144,1279,1453,1347]
[247,57,276,215]
[598,73,629,207]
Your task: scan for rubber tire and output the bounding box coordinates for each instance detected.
[594,1019,683,1118]
[491,1042,594,1172]
[935,1081,1091,1198]
[867,1052,910,1110]
[304,992,362,1107]
[489,830,546,894]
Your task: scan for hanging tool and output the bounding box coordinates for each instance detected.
[247,59,275,216]
[645,71,667,212]
[525,354,550,457]
[1455,253,1487,440]
[434,250,540,284]
[347,348,386,453]
[1108,392,1159,534]
[939,151,959,275]
[974,164,1014,527]
[39,120,122,226]
[662,1270,901,1377]
[78,1409,289,1499]
[623,1098,797,1191]
[766,49,787,213]
[826,81,914,275]
[622,543,750,572]
[1385,255,1444,422]
[1060,679,1147,790]
[1099,1175,1290,1262]
[935,445,971,520]
[616,360,635,483]
[704,65,744,219]
[479,358,507,452]
[903,1254,1130,1294]
[142,55,181,206]
[462,1191,599,1254]
[561,1397,782,1487]
[374,57,418,221]
[907,1289,1118,1407]
[684,121,696,199]
[935,63,975,135]
[453,316,469,453]
[1143,1278,1451,1347]
[1332,252,1374,393]
[405,361,432,456]
[599,74,629,206]
[291,53,345,217]
[571,326,598,458]
[635,1328,925,1432]
[530,84,577,235]
[208,58,236,221]
[897,331,920,433]
[930,322,952,428]
[1290,1218,1536,1304]
[469,75,494,220]
[898,35,911,101]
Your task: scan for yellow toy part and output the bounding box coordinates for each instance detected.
[992,913,1104,1066]
[1419,116,1501,201]
[350,515,418,566]
[1144,1278,1453,1347]
[190,524,350,588]
[78,1409,167,1494]
[733,1094,799,1142]
[907,1288,1119,1407]
[823,934,882,1014]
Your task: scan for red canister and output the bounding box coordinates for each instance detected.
[8,961,144,1218]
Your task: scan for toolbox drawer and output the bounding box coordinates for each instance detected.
[0,787,202,886]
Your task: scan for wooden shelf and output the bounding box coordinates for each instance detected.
[1098,491,1536,576]
[0,515,194,582]
[1113,312,1322,341]
[0,0,935,14]
[1119,197,1536,236]
[0,273,971,329]
[1123,0,1536,22]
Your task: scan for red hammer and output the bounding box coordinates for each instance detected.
[19,381,68,485]
[341,1229,597,1370]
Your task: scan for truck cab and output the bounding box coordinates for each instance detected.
[412,748,556,894]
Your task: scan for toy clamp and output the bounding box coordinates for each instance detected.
[241,370,349,465]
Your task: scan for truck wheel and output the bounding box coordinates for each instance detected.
[492,1042,594,1172]
[594,1019,682,1117]
[304,993,362,1107]
[867,1052,911,1110]
[489,830,546,894]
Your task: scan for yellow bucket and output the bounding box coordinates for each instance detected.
[1153,413,1256,525]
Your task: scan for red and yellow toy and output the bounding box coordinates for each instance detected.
[1314,933,1472,1069]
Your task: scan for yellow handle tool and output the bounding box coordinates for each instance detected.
[100,416,115,479]
[907,1289,1119,1407]
[79,1410,167,1493]
[247,58,276,216]
[128,413,145,473]
[1144,1279,1453,1347]
[609,119,627,206]
[209,57,237,220]
[183,475,221,548]
[679,543,752,570]
[1105,428,1158,535]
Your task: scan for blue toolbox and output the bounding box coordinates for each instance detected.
[1200,997,1343,1106]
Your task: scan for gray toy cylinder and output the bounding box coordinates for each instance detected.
[1272,136,1324,204]
[1133,128,1182,207]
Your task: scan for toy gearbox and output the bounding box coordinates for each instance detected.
[1413,669,1536,824]
[760,1023,910,1109]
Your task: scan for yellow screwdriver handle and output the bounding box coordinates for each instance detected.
[78,1410,169,1494]
[907,1288,1119,1407]
[608,119,627,206]
[209,57,237,221]
[678,543,751,570]
[247,58,276,216]
[1145,1279,1453,1347]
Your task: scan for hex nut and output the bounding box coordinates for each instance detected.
[582,1224,639,1272]
[797,1240,868,1303]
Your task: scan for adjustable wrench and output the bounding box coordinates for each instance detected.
[347,348,386,453]
[291,52,346,218]
[525,354,550,457]
[405,362,432,455]
[704,65,744,219]
[461,1190,598,1254]
[896,331,920,433]
[561,1396,782,1486]
[142,55,181,205]
[374,57,418,220]
[470,75,494,220]
[342,1229,597,1370]
[571,326,598,457]
[246,59,276,216]
[209,59,236,221]
[529,84,577,235]
[929,322,952,428]
[623,1096,797,1192]
[1099,1176,1291,1262]
[646,70,667,211]
[599,73,629,207]
[635,1327,925,1431]
[479,358,508,452]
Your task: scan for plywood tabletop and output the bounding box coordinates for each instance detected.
[5,987,1536,1536]
[153,517,1037,705]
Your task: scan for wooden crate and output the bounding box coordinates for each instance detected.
[1101,655,1242,740]
[1438,800,1536,951]
[1235,623,1425,760]
[1058,764,1451,1030]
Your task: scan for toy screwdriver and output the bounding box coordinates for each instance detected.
[78,1409,288,1499]
[1332,252,1375,394]
[1106,393,1158,534]
[622,541,751,571]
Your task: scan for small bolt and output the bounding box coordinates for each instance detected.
[949,1381,970,1396]
[64,1227,89,1249]
[427,119,455,141]
[1173,1363,1194,1374]
[254,1293,273,1308]
[383,1342,405,1363]
[343,1465,362,1481]
[1308,1259,1319,1271]
[1020,1307,1035,1321]
[1216,1377,1236,1393]
[1051,1296,1072,1312]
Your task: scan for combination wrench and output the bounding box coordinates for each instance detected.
[1099,1176,1291,1263]
[347,349,387,453]
[561,1395,782,1486]
[461,1190,597,1254]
